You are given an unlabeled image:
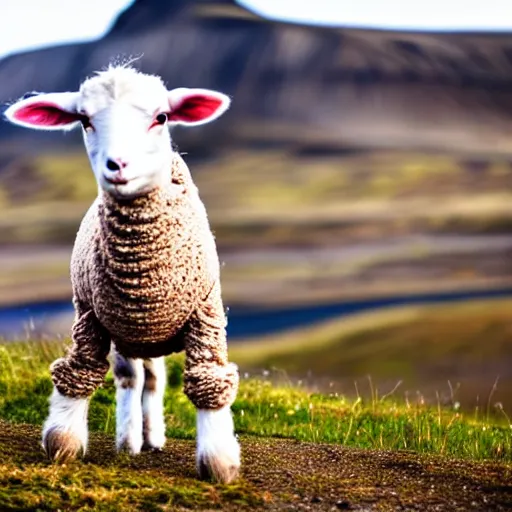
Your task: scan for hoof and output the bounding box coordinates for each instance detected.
[141,442,163,453]
[197,453,240,484]
[43,427,84,463]
[196,406,241,484]
[116,437,142,455]
[142,427,166,453]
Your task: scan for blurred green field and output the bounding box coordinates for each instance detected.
[230,299,512,414]
[2,149,512,306]
[2,149,512,247]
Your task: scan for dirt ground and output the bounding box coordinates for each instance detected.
[0,420,510,511]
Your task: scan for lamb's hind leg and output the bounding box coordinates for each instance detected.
[183,282,240,484]
[113,352,144,454]
[43,307,110,462]
[142,357,167,451]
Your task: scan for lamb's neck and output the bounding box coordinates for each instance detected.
[98,187,174,272]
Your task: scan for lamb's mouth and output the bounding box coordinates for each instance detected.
[105,176,130,186]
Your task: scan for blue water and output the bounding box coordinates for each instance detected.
[1,286,512,340]
[226,287,512,339]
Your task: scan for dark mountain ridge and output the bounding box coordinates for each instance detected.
[1,0,512,157]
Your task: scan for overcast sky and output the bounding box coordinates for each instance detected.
[1,0,511,60]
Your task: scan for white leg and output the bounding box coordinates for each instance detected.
[196,405,240,483]
[142,357,167,451]
[42,388,89,462]
[113,354,144,454]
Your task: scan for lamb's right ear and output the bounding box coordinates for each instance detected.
[4,92,82,131]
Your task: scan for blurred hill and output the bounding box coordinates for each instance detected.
[1,0,512,308]
[2,0,512,157]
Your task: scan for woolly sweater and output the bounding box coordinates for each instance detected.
[50,154,238,409]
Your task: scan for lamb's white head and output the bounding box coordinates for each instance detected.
[4,66,231,198]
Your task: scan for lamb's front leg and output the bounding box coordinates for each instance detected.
[113,352,145,454]
[183,282,240,484]
[43,307,110,462]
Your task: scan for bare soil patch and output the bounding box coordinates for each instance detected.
[0,420,510,511]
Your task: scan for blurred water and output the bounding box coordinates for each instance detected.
[1,286,512,341]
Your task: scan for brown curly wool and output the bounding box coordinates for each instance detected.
[53,154,238,409]
[183,281,239,409]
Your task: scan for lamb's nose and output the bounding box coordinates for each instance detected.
[106,158,127,171]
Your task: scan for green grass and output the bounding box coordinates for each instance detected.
[0,339,510,462]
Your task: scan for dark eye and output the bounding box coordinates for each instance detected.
[80,115,92,131]
[155,113,168,125]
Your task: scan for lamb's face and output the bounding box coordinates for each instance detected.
[78,72,174,198]
[4,66,231,199]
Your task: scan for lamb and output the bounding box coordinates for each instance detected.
[4,65,240,483]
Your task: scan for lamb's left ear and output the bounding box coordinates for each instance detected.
[167,88,231,126]
[4,92,82,131]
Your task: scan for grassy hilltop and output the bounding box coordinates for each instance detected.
[0,338,511,510]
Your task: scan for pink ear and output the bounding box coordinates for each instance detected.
[167,88,231,126]
[4,92,81,131]
[12,102,82,127]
